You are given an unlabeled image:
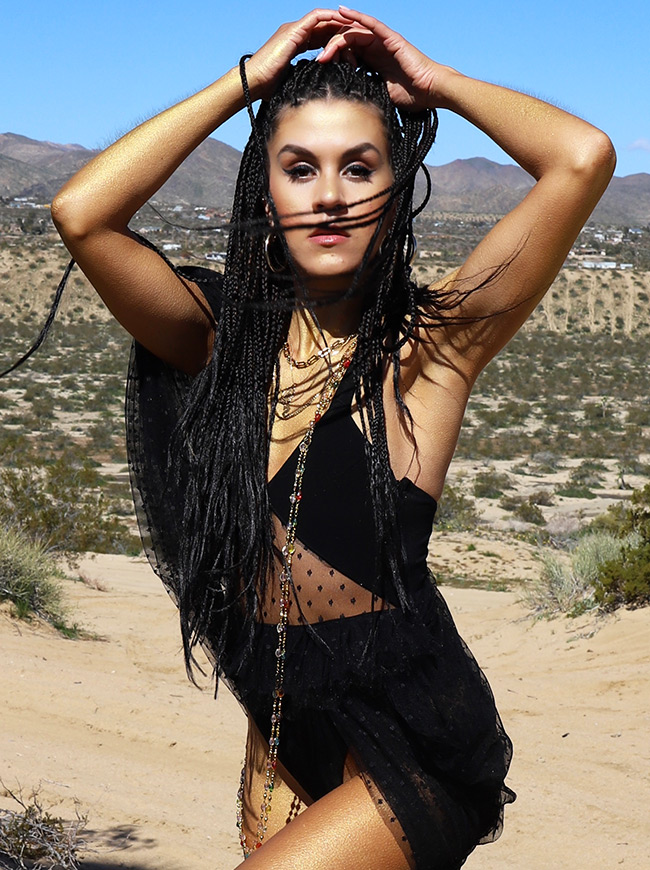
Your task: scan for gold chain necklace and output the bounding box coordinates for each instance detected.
[276,333,357,420]
[282,333,356,369]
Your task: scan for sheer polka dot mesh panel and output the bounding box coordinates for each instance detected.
[258,515,394,625]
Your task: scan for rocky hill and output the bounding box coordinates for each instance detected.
[2,132,648,225]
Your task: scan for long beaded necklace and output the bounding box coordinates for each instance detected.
[236,337,357,858]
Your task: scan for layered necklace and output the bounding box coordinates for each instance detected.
[236,334,358,857]
[276,333,357,421]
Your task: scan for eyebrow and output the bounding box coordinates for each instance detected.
[276,142,382,160]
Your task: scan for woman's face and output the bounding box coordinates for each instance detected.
[266,98,394,293]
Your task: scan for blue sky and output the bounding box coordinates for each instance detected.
[2,0,648,177]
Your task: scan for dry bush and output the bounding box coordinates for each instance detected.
[523,531,634,618]
[0,783,88,870]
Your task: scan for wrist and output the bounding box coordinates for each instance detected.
[425,65,466,112]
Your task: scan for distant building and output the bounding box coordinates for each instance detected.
[580,261,617,269]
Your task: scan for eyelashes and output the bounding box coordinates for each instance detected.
[284,164,374,182]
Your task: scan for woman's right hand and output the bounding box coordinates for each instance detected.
[244,9,350,101]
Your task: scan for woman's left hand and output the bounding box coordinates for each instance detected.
[317,6,444,111]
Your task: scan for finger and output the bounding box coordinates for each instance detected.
[342,47,357,68]
[289,9,353,52]
[337,6,399,41]
[317,28,376,63]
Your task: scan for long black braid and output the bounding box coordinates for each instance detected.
[170,59,443,677]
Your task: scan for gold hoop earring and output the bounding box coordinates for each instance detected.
[264,233,287,273]
[404,231,417,267]
[379,231,417,266]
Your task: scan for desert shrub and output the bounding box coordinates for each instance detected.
[595,542,650,610]
[513,500,545,525]
[0,782,88,870]
[529,451,564,474]
[0,455,140,556]
[87,417,121,451]
[436,484,481,531]
[0,429,36,466]
[523,531,629,617]
[568,459,606,488]
[626,403,650,426]
[583,399,622,431]
[473,468,514,499]
[499,493,545,525]
[590,483,650,610]
[0,525,66,625]
[30,395,56,421]
[555,484,597,499]
[529,489,555,506]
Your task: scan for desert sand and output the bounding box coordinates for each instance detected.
[1,552,648,870]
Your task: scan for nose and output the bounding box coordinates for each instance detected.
[313,171,347,215]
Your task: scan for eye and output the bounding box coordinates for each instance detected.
[345,163,373,181]
[284,164,314,182]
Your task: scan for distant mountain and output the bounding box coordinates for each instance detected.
[592,173,650,226]
[0,132,240,212]
[421,157,535,217]
[1,132,648,225]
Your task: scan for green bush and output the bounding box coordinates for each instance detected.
[499,494,545,525]
[436,484,481,531]
[529,489,555,506]
[555,484,597,499]
[513,500,545,525]
[568,459,606,489]
[0,455,140,556]
[473,468,514,499]
[595,542,650,610]
[524,531,629,617]
[590,483,650,610]
[529,451,564,474]
[0,525,67,626]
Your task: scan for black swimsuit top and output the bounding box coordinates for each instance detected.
[267,361,437,604]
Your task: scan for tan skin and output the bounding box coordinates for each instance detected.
[52,7,615,868]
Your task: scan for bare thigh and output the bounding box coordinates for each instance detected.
[239,716,410,870]
[239,715,314,844]
[236,767,411,870]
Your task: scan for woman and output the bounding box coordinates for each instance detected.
[50,8,615,869]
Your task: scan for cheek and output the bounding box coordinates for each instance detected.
[267,180,304,229]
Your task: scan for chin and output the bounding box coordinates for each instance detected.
[290,254,375,295]
[293,266,363,296]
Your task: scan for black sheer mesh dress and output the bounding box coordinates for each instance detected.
[125,268,515,870]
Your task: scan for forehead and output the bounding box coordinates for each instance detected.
[268,98,389,156]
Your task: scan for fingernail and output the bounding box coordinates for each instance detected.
[339,4,351,10]
[316,49,325,60]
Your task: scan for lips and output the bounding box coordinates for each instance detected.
[308,225,350,245]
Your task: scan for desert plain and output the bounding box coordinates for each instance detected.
[1,229,649,869]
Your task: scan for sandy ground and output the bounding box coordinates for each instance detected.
[1,553,648,870]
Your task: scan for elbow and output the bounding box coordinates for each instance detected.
[575,129,617,188]
[51,188,93,243]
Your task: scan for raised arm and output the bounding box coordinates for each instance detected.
[321,7,616,379]
[422,67,616,373]
[51,9,349,374]
[51,67,246,374]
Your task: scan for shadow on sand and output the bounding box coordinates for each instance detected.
[0,823,166,870]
